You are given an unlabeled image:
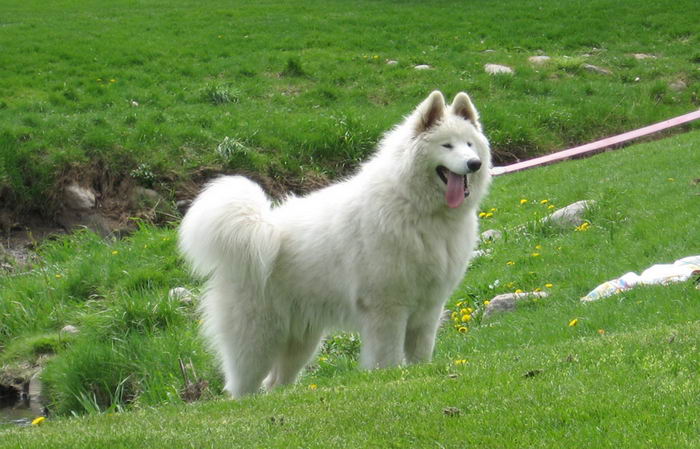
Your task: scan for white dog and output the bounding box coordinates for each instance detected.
[179,91,492,397]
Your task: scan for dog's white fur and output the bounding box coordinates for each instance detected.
[179,91,491,397]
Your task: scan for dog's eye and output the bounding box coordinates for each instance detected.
[467,142,473,147]
[442,143,453,149]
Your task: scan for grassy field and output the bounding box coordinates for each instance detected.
[1,130,698,447]
[1,0,699,218]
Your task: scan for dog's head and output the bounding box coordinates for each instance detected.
[409,90,491,209]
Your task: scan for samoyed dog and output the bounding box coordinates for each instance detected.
[179,91,491,397]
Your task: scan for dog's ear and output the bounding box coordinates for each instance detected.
[414,90,446,135]
[451,92,481,131]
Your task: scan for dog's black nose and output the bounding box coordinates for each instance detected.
[467,158,482,172]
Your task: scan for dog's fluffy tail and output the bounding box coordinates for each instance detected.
[178,176,280,284]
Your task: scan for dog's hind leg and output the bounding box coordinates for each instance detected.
[404,305,443,364]
[264,329,323,390]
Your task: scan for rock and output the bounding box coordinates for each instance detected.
[60,325,80,335]
[543,200,596,228]
[169,287,194,304]
[528,55,551,65]
[669,80,687,91]
[480,229,503,242]
[583,64,612,75]
[484,64,514,75]
[386,60,398,66]
[484,291,549,317]
[63,183,96,211]
[473,248,493,258]
[414,64,432,70]
[633,53,656,60]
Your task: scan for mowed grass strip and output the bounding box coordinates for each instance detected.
[1,0,699,216]
[1,131,698,446]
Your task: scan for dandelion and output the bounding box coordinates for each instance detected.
[531,252,541,257]
[515,289,524,294]
[540,199,549,204]
[545,283,553,288]
[309,384,318,390]
[506,260,515,266]
[519,199,528,205]
[460,308,473,315]
[534,287,542,292]
[479,212,487,218]
[319,356,328,362]
[455,301,464,307]
[461,314,472,322]
[548,204,556,209]
[534,244,542,250]
[458,326,468,334]
[568,318,579,327]
[575,222,591,232]
[451,311,458,320]
[485,212,493,218]
[111,250,119,255]
[454,359,468,365]
[490,208,497,212]
[483,300,490,306]
[31,416,46,426]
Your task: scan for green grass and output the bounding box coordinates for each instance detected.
[1,0,699,217]
[1,131,699,446]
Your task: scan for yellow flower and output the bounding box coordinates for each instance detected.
[55,274,62,279]
[111,250,119,255]
[506,260,515,266]
[540,199,549,204]
[531,252,541,257]
[667,178,675,182]
[31,416,46,426]
[454,359,468,365]
[519,199,528,205]
[479,212,487,218]
[568,318,579,327]
[455,301,464,307]
[545,283,553,288]
[575,222,591,232]
[461,314,472,322]
[515,289,524,294]
[484,212,493,218]
[451,311,458,320]
[319,356,328,362]
[458,326,468,334]
[309,384,318,390]
[534,287,542,292]
[483,300,490,306]
[534,244,542,249]
[548,204,556,209]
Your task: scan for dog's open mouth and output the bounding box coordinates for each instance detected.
[436,166,469,208]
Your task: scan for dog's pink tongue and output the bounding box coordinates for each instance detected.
[445,171,465,208]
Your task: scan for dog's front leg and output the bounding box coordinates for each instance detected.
[359,306,409,369]
[403,305,443,364]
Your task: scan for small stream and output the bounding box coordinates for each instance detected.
[0,376,46,427]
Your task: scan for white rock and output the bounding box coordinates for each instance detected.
[169,287,194,303]
[484,291,549,317]
[583,64,612,75]
[543,200,596,228]
[669,80,687,91]
[633,53,656,60]
[480,229,503,242]
[484,64,514,75]
[386,60,398,66]
[414,64,432,70]
[528,55,551,65]
[64,184,96,211]
[60,324,80,335]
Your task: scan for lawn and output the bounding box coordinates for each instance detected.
[1,0,699,218]
[1,130,698,447]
